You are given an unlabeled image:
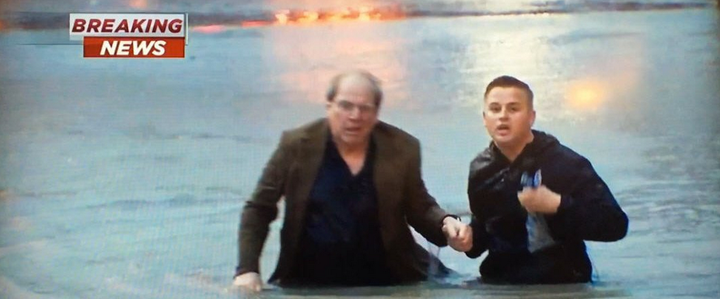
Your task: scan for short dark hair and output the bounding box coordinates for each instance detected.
[326,70,383,107]
[484,75,534,108]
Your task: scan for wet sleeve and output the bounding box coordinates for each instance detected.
[465,216,489,258]
[404,139,450,247]
[550,158,629,242]
[236,132,292,277]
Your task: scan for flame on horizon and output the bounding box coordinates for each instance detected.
[259,5,407,27]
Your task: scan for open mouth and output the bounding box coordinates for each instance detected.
[345,127,362,135]
[496,124,510,134]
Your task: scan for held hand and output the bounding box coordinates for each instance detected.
[442,217,473,252]
[232,272,262,292]
[517,185,562,214]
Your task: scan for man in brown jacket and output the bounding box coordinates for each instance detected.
[233,71,472,291]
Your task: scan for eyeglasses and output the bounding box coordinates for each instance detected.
[335,100,377,115]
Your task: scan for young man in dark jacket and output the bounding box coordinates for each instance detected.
[463,75,628,284]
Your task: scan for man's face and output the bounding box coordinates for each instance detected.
[327,76,379,148]
[483,86,536,149]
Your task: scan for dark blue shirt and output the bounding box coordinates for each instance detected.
[287,135,396,286]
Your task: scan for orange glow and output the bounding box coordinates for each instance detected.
[359,12,371,21]
[326,13,344,22]
[246,5,406,27]
[275,10,290,24]
[192,25,226,34]
[567,81,606,110]
[241,21,272,27]
[298,11,320,23]
[129,0,148,9]
[359,6,372,13]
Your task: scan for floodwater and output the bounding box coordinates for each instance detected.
[1,0,719,298]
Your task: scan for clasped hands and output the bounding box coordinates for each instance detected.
[442,216,472,252]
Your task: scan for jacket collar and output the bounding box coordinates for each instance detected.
[293,118,402,224]
[470,129,559,182]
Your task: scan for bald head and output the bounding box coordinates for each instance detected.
[326,70,383,108]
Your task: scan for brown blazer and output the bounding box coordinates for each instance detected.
[237,118,450,284]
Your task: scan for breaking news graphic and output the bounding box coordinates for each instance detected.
[69,13,187,58]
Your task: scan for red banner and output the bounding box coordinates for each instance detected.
[83,37,185,58]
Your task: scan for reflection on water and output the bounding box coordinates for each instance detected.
[263,21,412,108]
[566,80,605,111]
[1,1,719,299]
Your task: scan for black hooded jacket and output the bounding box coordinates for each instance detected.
[466,130,628,284]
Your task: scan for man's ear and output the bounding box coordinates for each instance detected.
[530,110,536,126]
